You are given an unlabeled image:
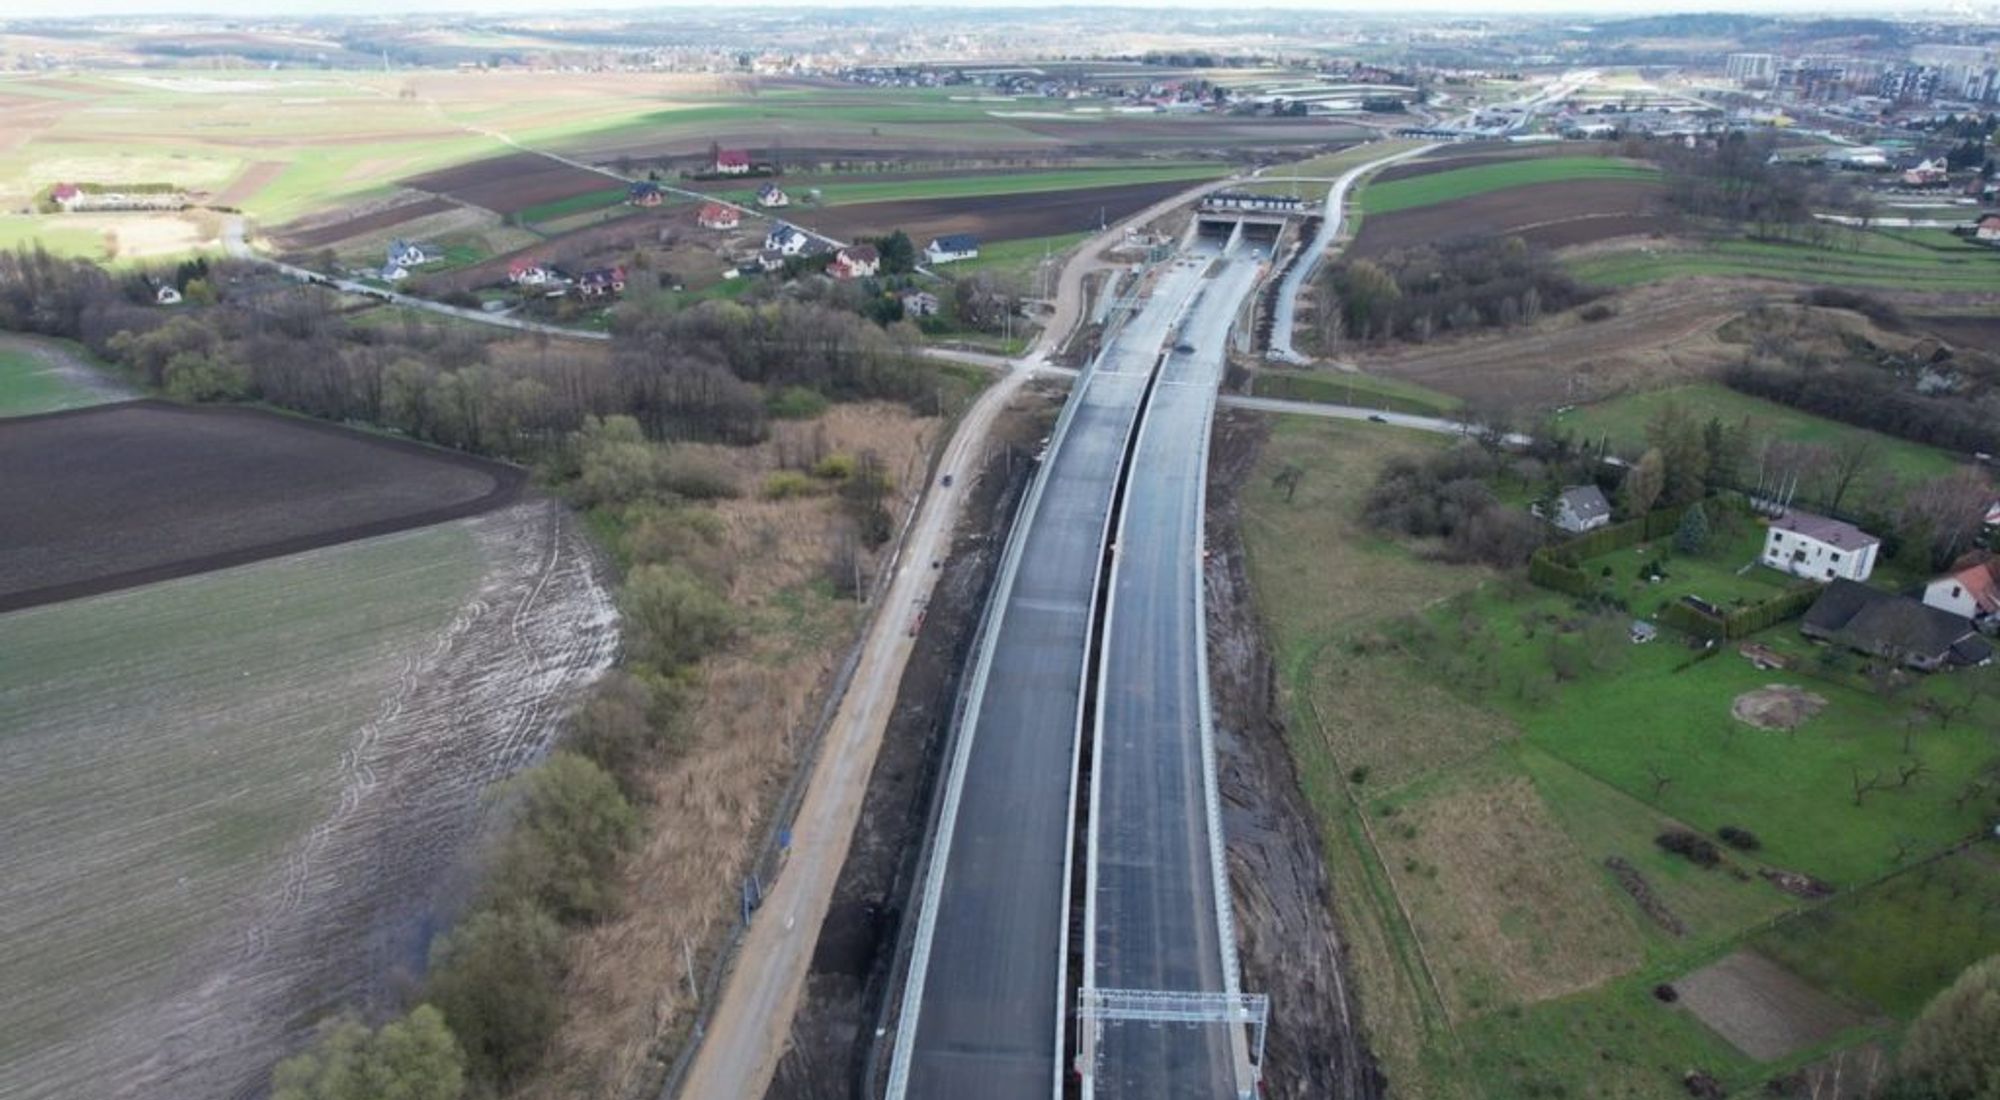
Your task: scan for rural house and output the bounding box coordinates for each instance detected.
[628,181,664,207]
[901,289,940,317]
[1801,579,1994,671]
[830,244,880,279]
[1550,484,1611,533]
[574,266,626,298]
[387,239,429,268]
[50,182,82,210]
[756,181,790,208]
[926,233,980,264]
[715,148,752,175]
[1761,510,1879,582]
[765,223,808,256]
[1977,214,2000,243]
[1901,157,1950,187]
[508,258,557,286]
[698,202,740,230]
[1922,557,2000,630]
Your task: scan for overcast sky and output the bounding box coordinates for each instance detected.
[2,0,1970,18]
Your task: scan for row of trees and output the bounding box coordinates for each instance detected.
[1316,234,1594,346]
[0,246,944,459]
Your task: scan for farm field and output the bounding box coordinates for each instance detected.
[0,401,523,611]
[1559,381,1964,482]
[0,334,131,416]
[1569,235,2000,294]
[0,501,617,1100]
[942,230,1090,284]
[1358,155,1660,215]
[1349,176,1669,257]
[706,163,1226,208]
[800,177,1202,250]
[1234,412,2000,1099]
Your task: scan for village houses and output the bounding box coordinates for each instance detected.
[925,233,980,264]
[1923,556,2000,631]
[830,244,880,280]
[1550,485,1612,534]
[697,202,740,230]
[628,181,664,207]
[756,181,790,209]
[1762,510,1880,583]
[765,223,809,256]
[715,149,752,176]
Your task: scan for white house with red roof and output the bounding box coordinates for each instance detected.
[697,202,740,230]
[1924,556,2000,628]
[831,244,880,279]
[1762,510,1880,582]
[715,149,752,175]
[508,258,556,286]
[50,182,84,210]
[1976,213,2000,243]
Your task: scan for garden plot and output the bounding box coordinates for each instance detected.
[1674,950,1870,1061]
[0,502,618,1100]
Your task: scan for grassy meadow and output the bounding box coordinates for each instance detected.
[1358,155,1659,215]
[1237,413,2000,1099]
[1568,233,2000,294]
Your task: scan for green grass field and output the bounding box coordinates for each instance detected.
[1359,156,1659,215]
[0,214,112,262]
[0,525,483,1088]
[1557,382,1963,486]
[941,231,1090,284]
[1568,235,2000,294]
[1237,411,2000,1099]
[1250,367,1463,417]
[0,337,130,416]
[516,186,628,225]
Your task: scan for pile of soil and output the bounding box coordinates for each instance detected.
[1605,856,1686,937]
[1731,684,1827,731]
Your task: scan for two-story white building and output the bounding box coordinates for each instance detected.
[1762,510,1880,582]
[1923,558,1999,628]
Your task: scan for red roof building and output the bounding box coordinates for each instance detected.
[698,202,740,230]
[715,149,752,175]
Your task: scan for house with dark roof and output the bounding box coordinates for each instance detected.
[756,181,790,208]
[925,233,980,264]
[1923,556,2000,630]
[830,244,880,280]
[628,181,664,207]
[1801,579,1994,671]
[1552,485,1611,533]
[764,223,807,256]
[1762,510,1879,582]
[387,239,430,269]
[574,265,626,298]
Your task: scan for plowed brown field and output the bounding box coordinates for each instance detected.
[1350,178,1668,258]
[404,151,614,214]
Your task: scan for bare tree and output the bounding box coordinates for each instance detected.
[1852,767,1886,807]
[1897,757,1929,789]
[1271,463,1305,503]
[1826,436,1878,512]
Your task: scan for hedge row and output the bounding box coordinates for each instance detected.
[1655,582,1819,641]
[1530,503,1690,596]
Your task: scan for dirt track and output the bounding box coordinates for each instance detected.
[765,396,1045,1100]
[0,401,523,612]
[1205,411,1383,1100]
[1350,178,1668,258]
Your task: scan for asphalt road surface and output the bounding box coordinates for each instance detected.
[890,257,1212,1100]
[1086,246,1264,1099]
[1265,142,1435,364]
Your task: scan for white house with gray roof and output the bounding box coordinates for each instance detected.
[1552,485,1611,533]
[1762,510,1879,582]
